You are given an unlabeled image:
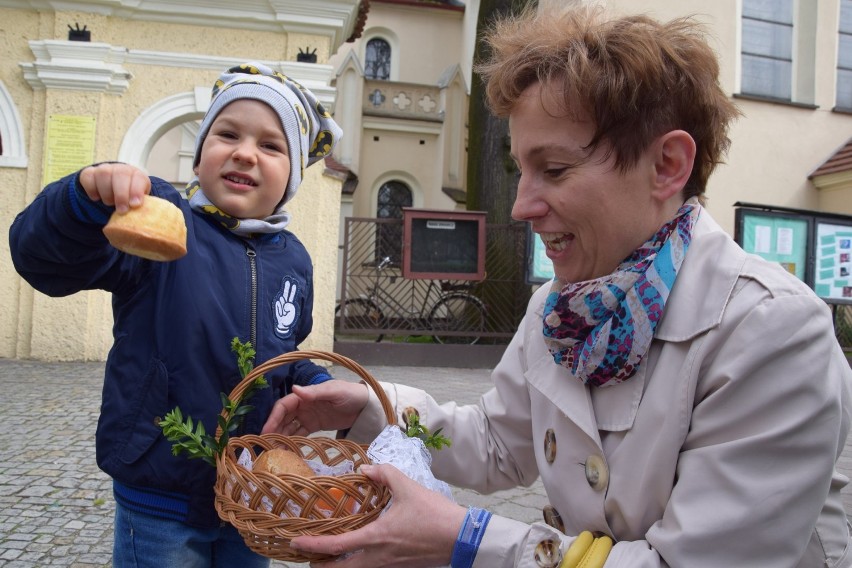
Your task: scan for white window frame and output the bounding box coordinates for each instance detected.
[361,27,400,81]
[738,0,818,106]
[838,0,852,110]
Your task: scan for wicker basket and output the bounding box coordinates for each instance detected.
[213,350,396,562]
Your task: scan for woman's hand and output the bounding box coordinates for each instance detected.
[291,463,468,568]
[79,163,150,213]
[261,380,370,436]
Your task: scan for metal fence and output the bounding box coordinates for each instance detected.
[337,217,530,343]
[832,304,852,357]
[336,217,852,357]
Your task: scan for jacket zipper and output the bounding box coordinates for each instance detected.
[233,245,258,448]
[246,246,258,350]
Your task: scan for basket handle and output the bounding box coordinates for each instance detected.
[215,350,396,439]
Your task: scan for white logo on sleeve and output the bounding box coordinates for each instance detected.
[274,277,299,338]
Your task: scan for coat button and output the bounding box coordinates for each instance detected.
[584,454,608,491]
[544,429,557,464]
[542,505,564,533]
[533,538,562,567]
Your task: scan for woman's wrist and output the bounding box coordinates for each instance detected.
[451,506,493,568]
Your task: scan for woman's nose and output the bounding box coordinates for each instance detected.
[511,176,546,222]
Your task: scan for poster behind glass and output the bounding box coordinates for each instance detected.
[740,212,809,282]
[814,222,852,303]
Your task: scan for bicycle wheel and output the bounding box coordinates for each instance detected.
[428,293,486,345]
[334,299,385,343]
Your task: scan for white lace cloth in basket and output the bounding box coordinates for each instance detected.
[367,425,454,501]
[232,426,454,514]
[367,425,454,568]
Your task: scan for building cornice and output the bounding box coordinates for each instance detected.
[21,40,132,94]
[372,0,463,12]
[811,170,852,193]
[0,0,364,49]
[20,39,336,104]
[362,115,442,134]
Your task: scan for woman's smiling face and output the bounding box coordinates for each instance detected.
[194,99,291,220]
[509,82,663,284]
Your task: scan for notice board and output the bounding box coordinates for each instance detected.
[526,224,555,284]
[402,209,486,280]
[42,114,96,186]
[734,202,852,304]
[814,222,852,301]
[737,209,810,281]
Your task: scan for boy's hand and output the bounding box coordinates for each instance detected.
[79,163,151,213]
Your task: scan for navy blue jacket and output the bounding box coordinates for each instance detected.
[9,171,331,527]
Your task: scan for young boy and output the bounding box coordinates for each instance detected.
[10,62,342,567]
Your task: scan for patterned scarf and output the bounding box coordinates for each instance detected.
[186,179,290,237]
[542,198,700,387]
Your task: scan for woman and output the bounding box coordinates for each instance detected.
[263,6,852,567]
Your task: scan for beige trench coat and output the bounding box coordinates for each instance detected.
[349,208,852,567]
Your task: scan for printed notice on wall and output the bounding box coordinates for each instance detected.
[776,227,794,255]
[42,115,96,186]
[741,214,808,282]
[753,225,771,254]
[814,222,852,302]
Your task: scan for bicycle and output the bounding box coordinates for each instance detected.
[335,256,487,345]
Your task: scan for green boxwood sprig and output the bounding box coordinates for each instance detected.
[159,338,268,466]
[404,412,452,450]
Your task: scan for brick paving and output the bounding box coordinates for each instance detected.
[0,359,547,567]
[3,357,851,567]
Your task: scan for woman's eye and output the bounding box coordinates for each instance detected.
[544,167,568,177]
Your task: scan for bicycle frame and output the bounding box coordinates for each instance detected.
[336,256,486,343]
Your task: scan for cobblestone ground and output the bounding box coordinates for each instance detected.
[0,360,547,567]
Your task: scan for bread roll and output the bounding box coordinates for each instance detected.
[253,448,315,477]
[103,194,187,261]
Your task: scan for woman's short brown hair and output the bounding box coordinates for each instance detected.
[476,5,741,198]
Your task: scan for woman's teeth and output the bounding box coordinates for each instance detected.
[540,232,573,251]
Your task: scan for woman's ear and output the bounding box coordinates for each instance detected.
[652,130,696,200]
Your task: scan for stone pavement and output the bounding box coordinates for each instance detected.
[0,359,548,567]
[6,357,852,567]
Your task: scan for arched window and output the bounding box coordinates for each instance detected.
[0,79,27,167]
[365,38,391,81]
[376,180,412,264]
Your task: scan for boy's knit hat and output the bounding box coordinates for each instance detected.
[193,62,342,206]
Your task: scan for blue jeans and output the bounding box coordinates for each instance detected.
[113,501,271,568]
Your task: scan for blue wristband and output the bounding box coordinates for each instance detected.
[451,507,492,568]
